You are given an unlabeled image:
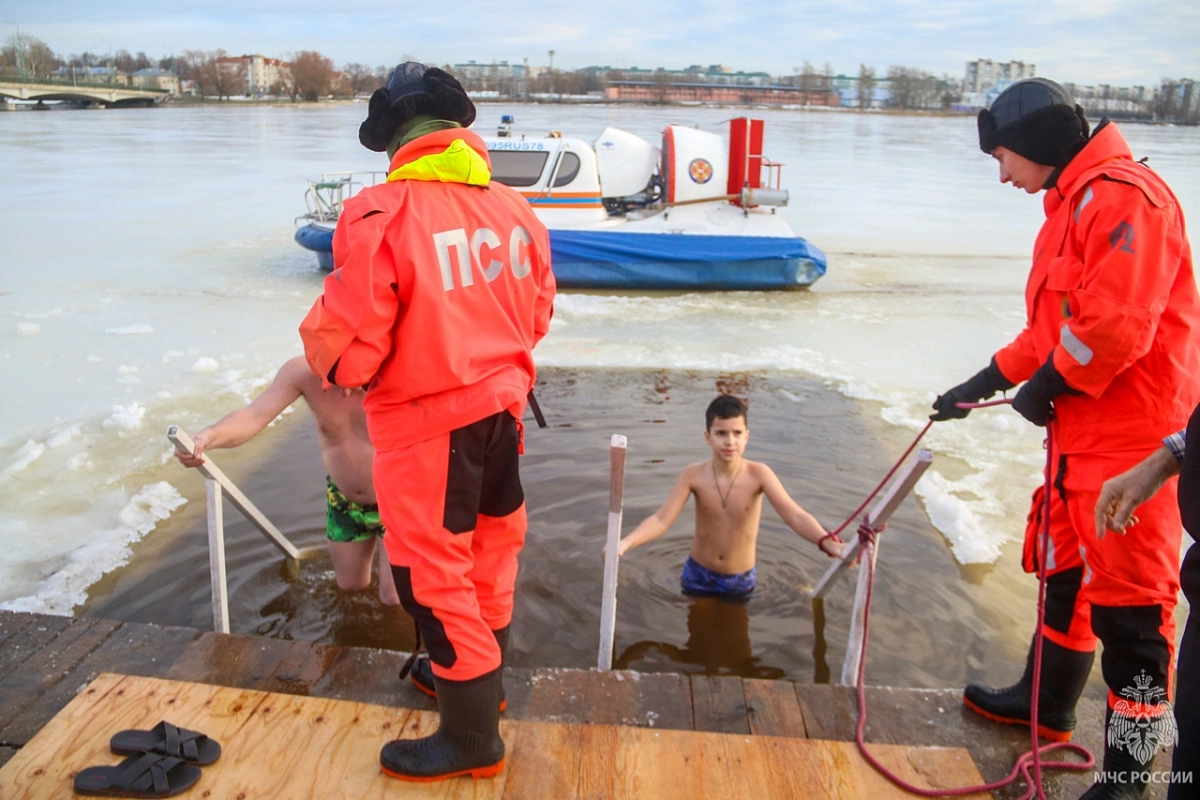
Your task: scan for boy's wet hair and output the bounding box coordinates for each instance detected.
[705,394,748,430]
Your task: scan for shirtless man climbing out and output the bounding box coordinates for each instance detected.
[614,394,843,598]
[174,355,399,606]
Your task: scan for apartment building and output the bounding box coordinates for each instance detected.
[963,59,1036,93]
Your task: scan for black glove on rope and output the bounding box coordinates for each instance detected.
[929,358,1015,421]
[1012,357,1081,427]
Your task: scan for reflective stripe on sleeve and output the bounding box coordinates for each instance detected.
[1059,324,1095,366]
[1074,186,1095,223]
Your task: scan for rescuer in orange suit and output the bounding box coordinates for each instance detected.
[929,78,1200,799]
[300,62,555,782]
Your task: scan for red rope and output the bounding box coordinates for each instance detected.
[842,400,1094,798]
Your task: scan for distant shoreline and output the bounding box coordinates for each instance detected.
[1,96,1175,125]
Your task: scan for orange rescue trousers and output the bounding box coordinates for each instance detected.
[1022,438,1182,713]
[377,411,526,683]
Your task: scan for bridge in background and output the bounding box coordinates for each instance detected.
[0,75,169,107]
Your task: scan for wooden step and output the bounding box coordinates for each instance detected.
[0,673,988,799]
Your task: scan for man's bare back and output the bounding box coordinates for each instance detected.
[173,355,397,605]
[295,364,375,506]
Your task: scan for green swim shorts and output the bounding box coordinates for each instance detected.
[325,476,385,543]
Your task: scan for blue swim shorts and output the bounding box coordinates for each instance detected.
[680,555,756,598]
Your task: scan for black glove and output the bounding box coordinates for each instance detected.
[930,359,1016,421]
[1012,358,1081,427]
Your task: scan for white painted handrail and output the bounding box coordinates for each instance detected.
[816,449,932,687]
[597,434,628,670]
[811,449,933,601]
[168,425,322,633]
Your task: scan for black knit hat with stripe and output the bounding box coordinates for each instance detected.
[978,78,1090,168]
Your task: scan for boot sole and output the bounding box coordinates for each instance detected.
[961,696,1073,742]
[409,675,507,713]
[382,758,505,782]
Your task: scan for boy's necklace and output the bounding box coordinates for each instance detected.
[713,460,742,509]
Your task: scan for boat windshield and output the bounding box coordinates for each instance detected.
[490,151,550,187]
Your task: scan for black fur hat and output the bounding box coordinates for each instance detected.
[358,62,476,152]
[977,78,1090,167]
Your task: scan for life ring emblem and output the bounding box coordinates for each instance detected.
[688,158,713,184]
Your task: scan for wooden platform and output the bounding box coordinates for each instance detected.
[0,673,987,799]
[0,610,1137,799]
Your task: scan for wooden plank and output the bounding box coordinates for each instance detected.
[206,477,231,634]
[64,619,203,681]
[691,674,749,734]
[605,724,738,799]
[581,668,640,726]
[0,673,989,800]
[0,673,267,798]
[795,683,856,740]
[500,720,584,799]
[525,667,587,723]
[630,670,693,731]
[573,723,622,800]
[0,620,199,745]
[309,644,420,707]
[499,666,534,720]
[744,677,807,738]
[0,618,122,739]
[0,615,73,675]
[598,434,627,670]
[261,639,340,696]
[0,610,39,650]
[165,631,294,690]
[193,693,409,800]
[842,538,880,687]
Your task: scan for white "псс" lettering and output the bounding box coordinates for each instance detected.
[433,226,532,291]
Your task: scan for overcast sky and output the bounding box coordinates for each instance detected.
[4,0,1197,87]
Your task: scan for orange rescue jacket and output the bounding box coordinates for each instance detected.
[300,128,556,452]
[994,121,1200,454]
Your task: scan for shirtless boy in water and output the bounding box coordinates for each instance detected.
[174,356,399,606]
[614,395,843,598]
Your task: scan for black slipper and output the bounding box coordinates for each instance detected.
[110,721,221,766]
[74,752,201,797]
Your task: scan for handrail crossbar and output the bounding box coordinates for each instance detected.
[167,425,322,633]
[809,448,933,686]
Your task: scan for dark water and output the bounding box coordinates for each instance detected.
[82,366,1092,692]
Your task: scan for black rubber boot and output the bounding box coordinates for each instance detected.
[380,668,505,781]
[411,626,509,712]
[962,636,1094,742]
[1079,708,1155,799]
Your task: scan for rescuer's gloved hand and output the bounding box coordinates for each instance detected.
[1012,358,1081,427]
[929,359,1016,421]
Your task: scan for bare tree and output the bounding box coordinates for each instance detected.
[857,63,876,110]
[343,62,377,95]
[290,50,335,101]
[2,33,58,78]
[940,73,962,109]
[887,66,944,110]
[652,68,671,104]
[113,49,137,75]
[799,60,817,97]
[181,49,238,101]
